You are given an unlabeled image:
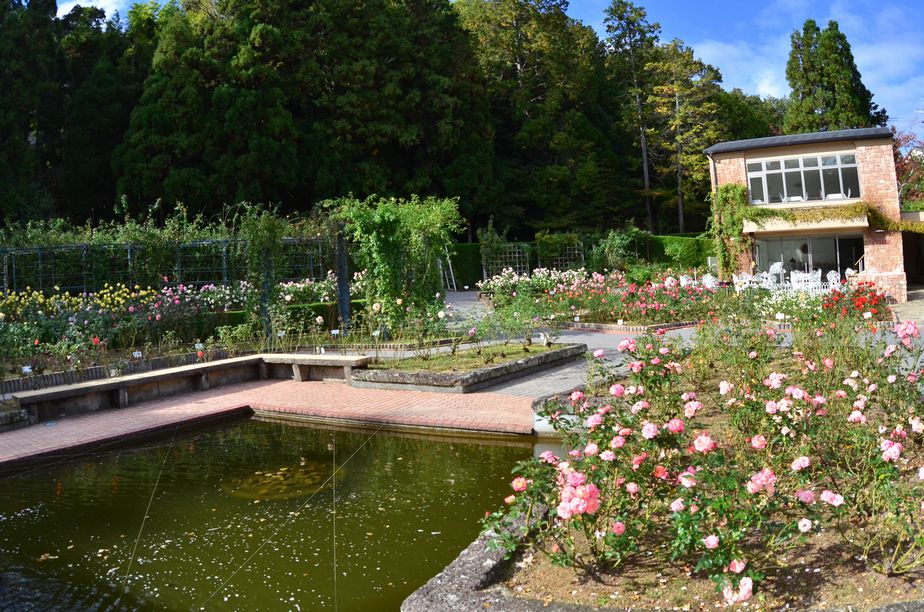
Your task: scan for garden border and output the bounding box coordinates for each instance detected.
[566,320,699,333]
[349,343,587,394]
[403,514,924,612]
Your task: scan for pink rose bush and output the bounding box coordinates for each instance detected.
[487,315,924,604]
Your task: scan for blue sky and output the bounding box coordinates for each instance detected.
[61,0,924,132]
[567,0,924,132]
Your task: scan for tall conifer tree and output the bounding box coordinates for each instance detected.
[784,19,886,133]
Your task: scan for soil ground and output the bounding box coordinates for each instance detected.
[502,528,924,610]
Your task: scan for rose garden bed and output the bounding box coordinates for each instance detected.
[351,343,587,393]
[475,312,924,609]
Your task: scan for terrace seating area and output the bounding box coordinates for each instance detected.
[731,266,857,296]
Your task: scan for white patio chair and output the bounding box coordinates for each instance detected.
[679,275,693,288]
[701,273,718,290]
[826,270,840,291]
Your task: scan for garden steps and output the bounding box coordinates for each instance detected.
[11,353,371,425]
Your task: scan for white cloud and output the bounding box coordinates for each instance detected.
[57,0,124,19]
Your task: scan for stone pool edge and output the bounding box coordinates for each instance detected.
[0,405,252,473]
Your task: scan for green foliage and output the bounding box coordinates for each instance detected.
[784,19,886,134]
[535,231,582,268]
[331,195,464,324]
[449,243,483,288]
[715,89,786,140]
[709,184,751,279]
[587,226,651,271]
[645,40,724,233]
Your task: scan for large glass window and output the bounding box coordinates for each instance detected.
[753,234,864,278]
[746,152,860,204]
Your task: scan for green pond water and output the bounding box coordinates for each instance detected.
[0,417,532,610]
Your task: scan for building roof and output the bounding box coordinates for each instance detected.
[704,127,892,155]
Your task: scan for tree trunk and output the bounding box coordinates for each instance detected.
[635,92,653,232]
[675,91,684,234]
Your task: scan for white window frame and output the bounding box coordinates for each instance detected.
[745,152,861,205]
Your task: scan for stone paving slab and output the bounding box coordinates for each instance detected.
[0,379,535,469]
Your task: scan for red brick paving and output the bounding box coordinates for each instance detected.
[0,380,535,468]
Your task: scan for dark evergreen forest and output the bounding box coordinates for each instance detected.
[0,1,885,237]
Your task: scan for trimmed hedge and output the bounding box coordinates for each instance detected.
[644,235,714,268]
[449,243,482,288]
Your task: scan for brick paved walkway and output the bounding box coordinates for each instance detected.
[0,380,535,469]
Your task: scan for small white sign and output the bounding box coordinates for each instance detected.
[132,351,143,359]
[371,330,381,337]
[331,329,340,336]
[21,365,32,375]
[194,342,204,350]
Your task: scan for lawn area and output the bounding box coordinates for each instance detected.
[369,343,560,373]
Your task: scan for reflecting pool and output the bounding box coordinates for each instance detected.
[0,417,531,610]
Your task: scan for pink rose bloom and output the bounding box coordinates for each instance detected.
[692,432,716,453]
[835,389,847,399]
[505,494,516,505]
[678,473,697,488]
[585,413,603,429]
[539,450,558,464]
[703,534,719,549]
[556,501,573,519]
[631,452,648,470]
[609,384,625,397]
[584,442,599,457]
[888,374,897,383]
[765,400,779,414]
[798,518,813,532]
[566,471,587,487]
[881,439,903,462]
[748,351,758,359]
[910,417,924,434]
[652,465,668,479]
[728,559,746,574]
[723,576,753,605]
[665,418,685,434]
[610,521,626,535]
[616,338,636,352]
[625,482,639,495]
[511,477,528,492]
[747,467,777,495]
[750,434,767,450]
[570,390,585,403]
[791,456,811,471]
[684,400,702,418]
[592,349,605,359]
[599,450,616,462]
[847,410,867,424]
[610,436,625,449]
[820,490,844,507]
[795,489,816,504]
[642,422,659,439]
[670,498,685,512]
[719,380,733,396]
[631,400,649,414]
[658,346,670,355]
[681,391,698,401]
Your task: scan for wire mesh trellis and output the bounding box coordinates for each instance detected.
[1,237,331,294]
[482,243,531,279]
[538,242,585,270]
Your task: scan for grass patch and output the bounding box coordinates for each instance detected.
[370,343,562,373]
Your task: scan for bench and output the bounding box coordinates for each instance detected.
[12,353,371,424]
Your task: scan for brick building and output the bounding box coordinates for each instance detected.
[705,127,910,302]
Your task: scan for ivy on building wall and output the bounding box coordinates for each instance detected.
[713,190,924,279]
